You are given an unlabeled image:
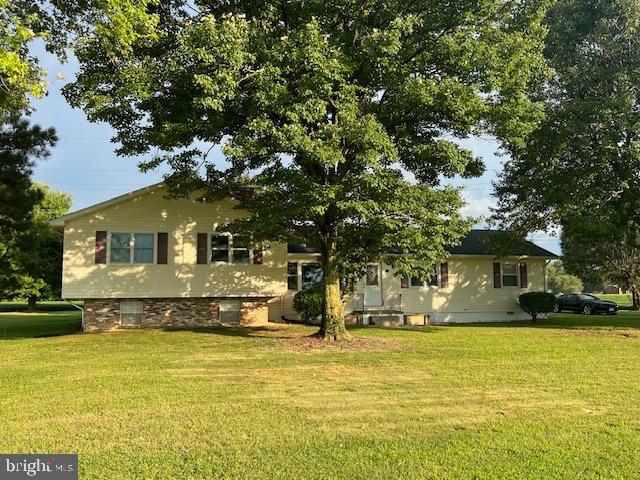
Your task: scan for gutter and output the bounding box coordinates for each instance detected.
[66,301,85,332]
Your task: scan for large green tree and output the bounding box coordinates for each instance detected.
[494,0,640,233]
[546,260,583,295]
[561,214,640,309]
[67,0,551,339]
[5,183,72,309]
[0,118,57,296]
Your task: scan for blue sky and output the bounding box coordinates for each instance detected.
[29,44,561,255]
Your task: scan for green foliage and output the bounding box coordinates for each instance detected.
[292,288,323,324]
[0,301,81,313]
[547,261,583,294]
[519,291,556,321]
[66,0,553,334]
[0,118,57,296]
[562,218,640,310]
[494,0,640,236]
[8,183,72,303]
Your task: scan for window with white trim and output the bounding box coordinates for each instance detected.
[301,263,323,290]
[232,236,251,264]
[287,262,299,290]
[120,300,143,326]
[502,263,518,287]
[210,234,252,264]
[211,234,230,262]
[110,233,154,264]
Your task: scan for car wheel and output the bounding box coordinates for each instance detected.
[583,304,593,315]
[553,303,561,313]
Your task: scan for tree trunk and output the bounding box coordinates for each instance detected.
[632,285,640,311]
[27,296,37,312]
[317,239,350,341]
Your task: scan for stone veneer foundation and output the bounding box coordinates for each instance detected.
[83,297,271,332]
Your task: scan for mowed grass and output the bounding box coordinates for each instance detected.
[0,311,82,338]
[594,293,632,307]
[2,312,640,479]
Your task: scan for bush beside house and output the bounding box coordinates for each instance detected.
[293,289,323,324]
[519,292,556,322]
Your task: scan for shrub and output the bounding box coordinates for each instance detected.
[519,292,556,322]
[293,288,323,324]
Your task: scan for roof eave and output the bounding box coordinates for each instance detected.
[49,182,165,227]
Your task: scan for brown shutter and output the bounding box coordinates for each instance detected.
[95,231,107,264]
[493,262,502,288]
[253,248,263,265]
[440,262,449,288]
[519,262,528,289]
[157,233,168,264]
[400,277,409,289]
[197,233,208,264]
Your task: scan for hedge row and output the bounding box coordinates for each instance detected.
[0,302,84,312]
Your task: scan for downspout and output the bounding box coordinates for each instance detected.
[544,259,553,292]
[66,301,85,332]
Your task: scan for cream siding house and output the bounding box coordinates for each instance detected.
[51,184,557,331]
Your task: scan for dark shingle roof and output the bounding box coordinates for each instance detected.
[287,229,558,258]
[446,230,558,258]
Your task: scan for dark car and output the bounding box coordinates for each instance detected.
[554,294,618,315]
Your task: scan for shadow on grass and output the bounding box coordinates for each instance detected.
[0,312,82,340]
[163,324,307,339]
[454,312,640,330]
[347,325,444,335]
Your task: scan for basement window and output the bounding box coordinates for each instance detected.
[120,300,143,326]
[219,299,241,323]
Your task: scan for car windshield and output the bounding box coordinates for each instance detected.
[578,294,597,300]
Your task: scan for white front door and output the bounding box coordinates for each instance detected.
[363,264,383,307]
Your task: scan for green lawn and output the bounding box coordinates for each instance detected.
[0,311,82,338]
[2,311,640,479]
[593,293,632,307]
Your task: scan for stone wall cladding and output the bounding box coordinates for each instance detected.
[83,297,273,332]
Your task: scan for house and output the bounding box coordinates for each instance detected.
[603,285,621,295]
[51,183,558,331]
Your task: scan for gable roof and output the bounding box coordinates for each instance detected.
[50,182,165,228]
[288,229,558,258]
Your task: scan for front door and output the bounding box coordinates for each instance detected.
[363,264,383,307]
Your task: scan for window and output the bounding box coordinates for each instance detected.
[110,233,131,263]
[302,263,323,290]
[211,234,230,262]
[366,265,379,286]
[219,299,241,323]
[287,262,299,290]
[502,263,518,287]
[110,233,154,264]
[133,233,154,263]
[409,267,438,287]
[232,236,251,264]
[120,300,143,326]
[210,234,252,264]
